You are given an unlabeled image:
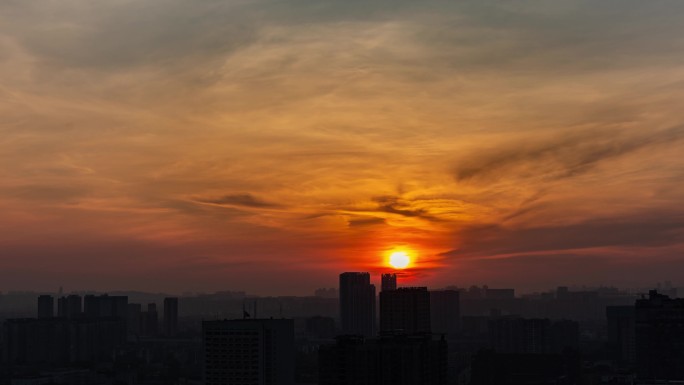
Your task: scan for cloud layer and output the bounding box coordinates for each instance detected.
[1,0,683,293]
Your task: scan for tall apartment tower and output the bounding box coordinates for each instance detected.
[142,303,159,336]
[83,294,128,319]
[127,303,142,335]
[635,290,684,380]
[164,297,179,337]
[381,273,397,292]
[319,334,448,385]
[339,272,377,337]
[606,306,636,364]
[430,290,460,335]
[203,318,294,385]
[380,287,431,334]
[57,294,82,318]
[37,295,54,318]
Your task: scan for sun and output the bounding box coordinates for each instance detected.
[388,251,411,269]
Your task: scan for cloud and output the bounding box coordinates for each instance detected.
[347,216,386,227]
[195,193,282,209]
[372,195,429,218]
[1,0,684,292]
[454,126,684,184]
[445,210,684,259]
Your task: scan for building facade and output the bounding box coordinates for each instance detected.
[203,318,294,385]
[379,287,430,334]
[339,272,376,337]
[635,290,684,380]
[164,297,179,337]
[319,334,448,385]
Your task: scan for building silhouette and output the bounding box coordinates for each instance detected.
[57,294,82,318]
[381,273,397,292]
[203,318,294,385]
[470,349,581,385]
[319,334,448,385]
[37,295,54,318]
[2,317,126,365]
[488,318,579,354]
[429,290,460,335]
[380,287,430,334]
[83,294,128,319]
[127,303,142,335]
[606,305,636,364]
[635,290,684,380]
[306,316,336,339]
[164,297,179,337]
[339,272,376,337]
[142,303,159,336]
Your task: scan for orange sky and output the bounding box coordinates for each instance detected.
[1,1,684,294]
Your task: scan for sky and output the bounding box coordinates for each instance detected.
[1,0,684,295]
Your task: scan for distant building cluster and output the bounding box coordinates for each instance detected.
[0,280,683,384]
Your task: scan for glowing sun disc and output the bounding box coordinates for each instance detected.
[389,251,411,269]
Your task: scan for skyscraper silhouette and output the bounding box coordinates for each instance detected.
[635,290,684,379]
[83,294,128,319]
[37,295,54,318]
[430,290,460,335]
[164,297,179,337]
[339,272,376,337]
[203,318,294,385]
[57,294,82,318]
[381,273,397,292]
[319,334,448,385]
[380,287,431,334]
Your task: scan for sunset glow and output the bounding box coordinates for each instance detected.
[388,251,411,270]
[1,1,683,295]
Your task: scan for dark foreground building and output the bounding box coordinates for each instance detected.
[488,318,579,354]
[606,305,636,364]
[339,272,376,337]
[635,290,684,380]
[57,294,82,318]
[470,350,581,385]
[319,333,447,385]
[36,295,54,319]
[164,297,179,337]
[379,287,431,334]
[430,290,460,335]
[203,318,294,385]
[2,317,126,366]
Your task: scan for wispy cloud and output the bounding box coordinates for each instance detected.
[1,0,684,293]
[454,126,684,184]
[195,193,282,209]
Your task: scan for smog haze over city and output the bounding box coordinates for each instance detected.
[2,0,684,296]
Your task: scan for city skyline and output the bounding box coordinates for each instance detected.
[2,1,684,295]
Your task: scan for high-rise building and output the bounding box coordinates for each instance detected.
[305,316,336,339]
[83,294,128,319]
[430,290,460,335]
[127,303,142,335]
[381,273,397,292]
[164,297,179,337]
[379,287,431,334]
[203,318,294,385]
[142,303,159,336]
[3,317,126,365]
[37,295,54,318]
[606,305,636,364]
[488,318,579,354]
[635,290,684,380]
[470,350,581,385]
[339,272,376,337]
[57,294,82,318]
[319,334,448,385]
